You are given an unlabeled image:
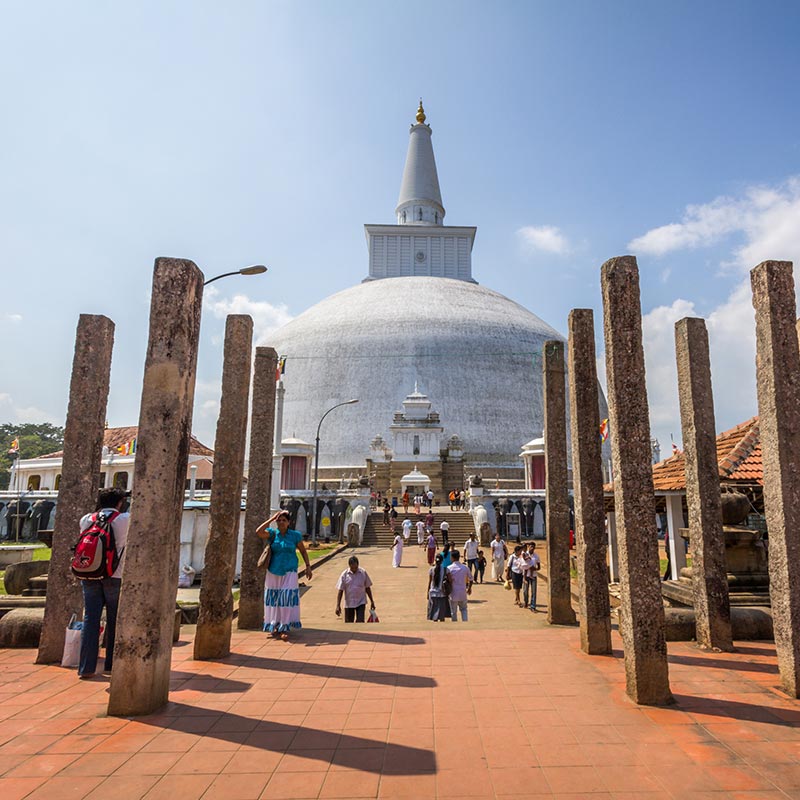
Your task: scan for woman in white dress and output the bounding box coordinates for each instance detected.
[391,532,403,568]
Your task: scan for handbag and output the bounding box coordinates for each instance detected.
[367,608,380,623]
[257,532,274,570]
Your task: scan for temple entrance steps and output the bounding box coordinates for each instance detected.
[361,508,477,547]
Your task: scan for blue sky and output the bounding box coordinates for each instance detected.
[2,1,799,453]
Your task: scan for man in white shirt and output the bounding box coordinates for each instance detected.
[402,517,412,542]
[439,520,450,546]
[335,556,375,623]
[77,488,129,679]
[446,550,472,622]
[522,542,541,611]
[426,489,434,509]
[415,519,426,546]
[463,532,480,580]
[490,532,507,582]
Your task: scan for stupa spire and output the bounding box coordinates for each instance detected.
[396,99,445,226]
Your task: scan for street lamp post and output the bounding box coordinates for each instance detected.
[203,265,268,286]
[311,399,359,544]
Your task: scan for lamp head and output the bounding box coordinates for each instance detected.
[239,265,268,276]
[346,399,359,405]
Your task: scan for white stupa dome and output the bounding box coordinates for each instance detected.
[269,276,563,467]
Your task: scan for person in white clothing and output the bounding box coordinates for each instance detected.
[391,533,403,568]
[490,532,507,582]
[463,532,480,580]
[415,519,426,546]
[506,544,526,606]
[335,556,375,622]
[402,518,412,542]
[446,550,472,622]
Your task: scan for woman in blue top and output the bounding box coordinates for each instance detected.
[257,510,313,640]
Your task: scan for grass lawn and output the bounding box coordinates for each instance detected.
[306,543,343,562]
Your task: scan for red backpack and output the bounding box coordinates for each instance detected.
[71,510,121,580]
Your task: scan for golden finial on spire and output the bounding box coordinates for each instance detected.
[416,98,426,124]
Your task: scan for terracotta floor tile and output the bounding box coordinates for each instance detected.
[167,750,233,774]
[542,766,607,794]
[84,776,160,800]
[0,777,48,800]
[0,734,61,755]
[279,749,334,771]
[329,746,385,772]
[533,741,594,767]
[703,764,778,791]
[113,752,183,776]
[490,766,551,795]
[91,733,157,753]
[4,753,79,778]
[345,713,391,729]
[594,765,663,793]
[436,767,494,797]
[222,748,282,773]
[201,772,269,800]
[319,770,380,798]
[261,770,326,799]
[649,763,724,792]
[24,775,104,800]
[142,774,214,800]
[45,734,109,754]
[377,773,436,798]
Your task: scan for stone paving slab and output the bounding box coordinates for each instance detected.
[0,545,799,798]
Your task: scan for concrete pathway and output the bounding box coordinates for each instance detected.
[0,545,799,799]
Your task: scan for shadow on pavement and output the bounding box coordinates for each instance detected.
[137,702,437,774]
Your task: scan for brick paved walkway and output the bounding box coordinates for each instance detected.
[1,544,799,798]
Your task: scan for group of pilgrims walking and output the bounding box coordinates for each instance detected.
[255,509,544,637]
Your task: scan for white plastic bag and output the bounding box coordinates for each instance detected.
[61,614,82,668]
[367,608,379,623]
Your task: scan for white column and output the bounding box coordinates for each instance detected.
[189,464,198,499]
[606,511,620,582]
[664,493,687,580]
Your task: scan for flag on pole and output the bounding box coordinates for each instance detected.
[116,437,137,455]
[276,356,287,381]
[8,438,19,454]
[670,434,680,456]
[599,419,609,443]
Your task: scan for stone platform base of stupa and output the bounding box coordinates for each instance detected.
[661,576,771,608]
[661,605,773,642]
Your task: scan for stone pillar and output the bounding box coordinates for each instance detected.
[751,260,800,697]
[607,512,620,582]
[567,309,611,653]
[36,315,115,664]
[674,316,733,651]
[601,255,672,705]
[664,495,687,580]
[543,340,577,625]
[194,315,253,659]
[238,347,279,630]
[107,258,203,716]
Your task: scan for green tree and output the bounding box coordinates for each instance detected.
[0,424,65,490]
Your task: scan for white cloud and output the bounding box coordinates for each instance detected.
[628,177,800,270]
[517,225,571,256]
[2,313,22,323]
[203,287,294,345]
[0,393,60,425]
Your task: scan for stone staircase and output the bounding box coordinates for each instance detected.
[362,508,476,547]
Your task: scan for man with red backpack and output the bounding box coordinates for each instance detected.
[74,487,129,679]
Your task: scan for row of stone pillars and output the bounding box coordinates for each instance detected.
[36,258,280,716]
[543,255,800,704]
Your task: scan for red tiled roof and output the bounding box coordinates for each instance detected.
[649,416,761,491]
[37,426,214,460]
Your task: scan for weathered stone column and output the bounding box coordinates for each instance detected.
[194,315,253,659]
[107,258,203,716]
[601,255,672,705]
[675,317,733,652]
[238,347,279,630]
[567,309,611,653]
[543,340,577,625]
[36,315,115,664]
[751,260,800,697]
